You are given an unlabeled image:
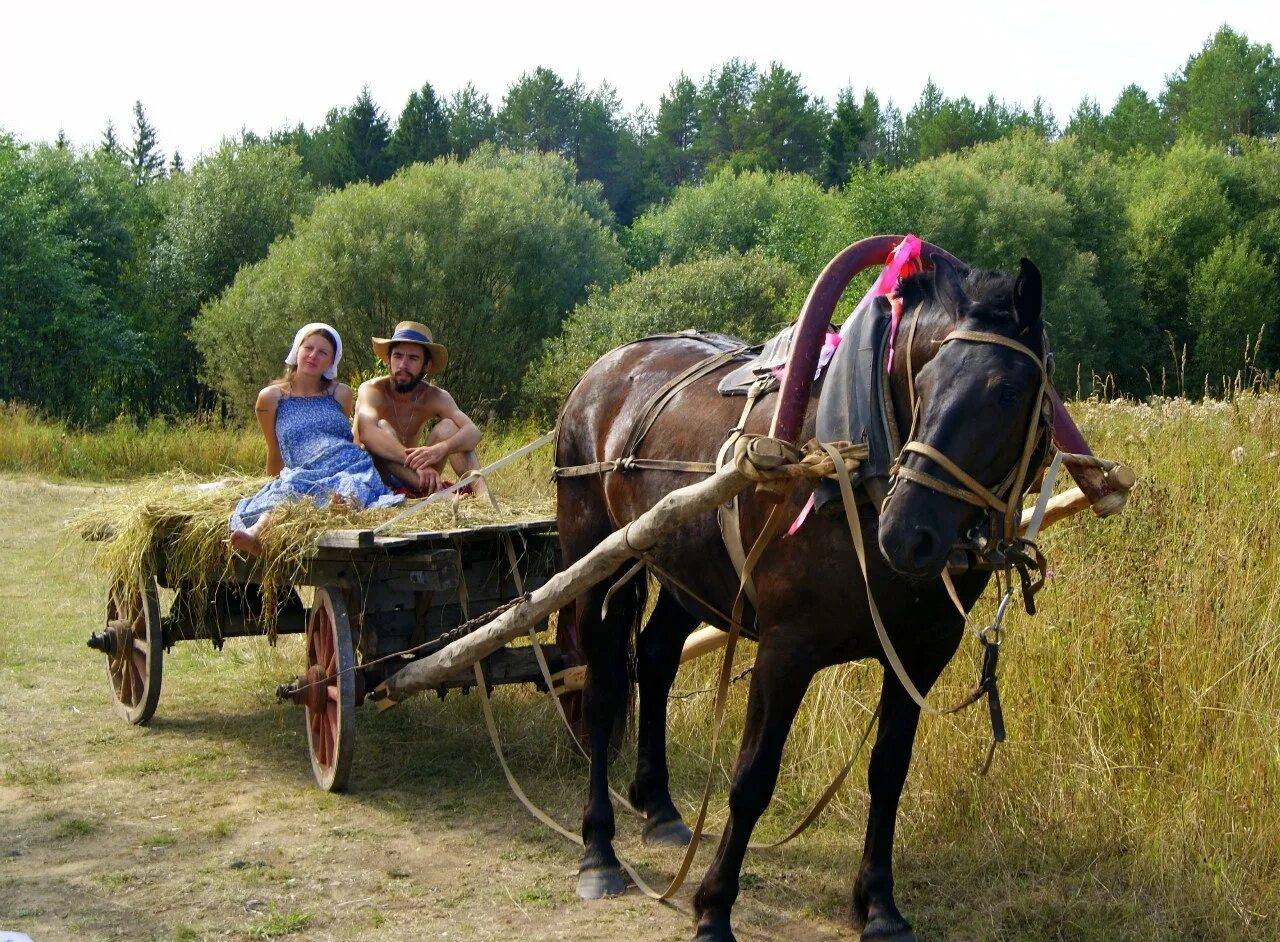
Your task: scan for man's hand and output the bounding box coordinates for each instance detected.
[416,466,442,494]
[405,442,449,471]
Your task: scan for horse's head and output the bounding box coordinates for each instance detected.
[877,255,1051,578]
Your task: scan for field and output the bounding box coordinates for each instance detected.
[1,396,1278,941]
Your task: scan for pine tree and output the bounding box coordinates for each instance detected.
[54,129,70,151]
[747,63,827,175]
[100,121,124,160]
[824,85,869,186]
[336,87,393,184]
[447,83,495,158]
[389,82,449,170]
[129,100,166,184]
[169,150,185,174]
[650,74,702,188]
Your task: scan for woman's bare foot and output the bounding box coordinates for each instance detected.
[228,529,263,556]
[228,515,271,557]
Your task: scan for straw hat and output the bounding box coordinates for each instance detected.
[371,321,449,374]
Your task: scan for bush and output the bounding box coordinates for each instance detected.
[524,249,799,413]
[1188,238,1279,382]
[193,147,626,417]
[625,168,847,280]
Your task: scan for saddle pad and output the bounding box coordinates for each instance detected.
[814,294,898,512]
[716,326,790,396]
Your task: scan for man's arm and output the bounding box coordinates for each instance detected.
[354,380,410,463]
[404,390,481,470]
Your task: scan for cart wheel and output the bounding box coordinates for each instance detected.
[104,573,164,725]
[303,586,355,791]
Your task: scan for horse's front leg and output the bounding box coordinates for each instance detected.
[630,587,700,846]
[852,636,961,941]
[691,640,818,942]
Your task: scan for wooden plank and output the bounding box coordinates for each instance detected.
[315,529,376,549]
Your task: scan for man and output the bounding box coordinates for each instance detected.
[354,321,487,497]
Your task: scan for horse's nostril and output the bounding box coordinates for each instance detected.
[909,527,938,567]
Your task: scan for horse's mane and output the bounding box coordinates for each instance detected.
[897,265,1017,327]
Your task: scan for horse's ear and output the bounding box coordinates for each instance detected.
[1014,258,1042,332]
[931,253,967,316]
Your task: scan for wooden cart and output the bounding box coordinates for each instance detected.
[86,519,578,791]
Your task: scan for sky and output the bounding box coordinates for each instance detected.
[1,0,1277,161]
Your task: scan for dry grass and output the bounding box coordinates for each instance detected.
[6,395,1278,939]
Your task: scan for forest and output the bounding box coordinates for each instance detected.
[1,24,1277,423]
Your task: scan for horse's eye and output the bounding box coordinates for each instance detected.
[997,383,1019,406]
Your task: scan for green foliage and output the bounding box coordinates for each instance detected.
[192,147,625,417]
[146,140,315,411]
[1101,84,1169,154]
[0,136,142,421]
[389,82,449,168]
[625,168,845,281]
[525,250,798,412]
[1164,25,1280,146]
[446,82,496,158]
[744,63,828,175]
[128,100,165,186]
[1125,140,1233,346]
[1188,238,1278,381]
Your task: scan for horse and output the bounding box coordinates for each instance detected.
[554,254,1050,941]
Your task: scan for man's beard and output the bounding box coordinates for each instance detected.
[393,371,425,393]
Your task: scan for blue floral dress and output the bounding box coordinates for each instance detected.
[230,391,402,531]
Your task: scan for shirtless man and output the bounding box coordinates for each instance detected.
[354,321,487,497]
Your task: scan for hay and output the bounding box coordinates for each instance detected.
[78,473,555,639]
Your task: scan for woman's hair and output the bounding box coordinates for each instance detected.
[279,327,338,389]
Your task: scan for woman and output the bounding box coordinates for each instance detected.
[228,323,402,555]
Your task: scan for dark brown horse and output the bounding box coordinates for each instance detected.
[555,255,1049,941]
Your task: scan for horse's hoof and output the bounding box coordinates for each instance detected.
[642,817,693,847]
[858,916,916,942]
[576,865,627,899]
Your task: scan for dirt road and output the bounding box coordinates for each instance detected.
[0,479,843,942]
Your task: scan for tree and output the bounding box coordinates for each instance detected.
[447,82,495,158]
[0,136,141,420]
[1102,84,1168,154]
[824,85,869,187]
[694,59,758,172]
[902,78,945,160]
[1065,97,1105,148]
[335,86,392,184]
[389,82,449,169]
[856,91,882,165]
[624,168,844,280]
[169,150,184,174]
[1164,26,1280,146]
[526,250,798,412]
[744,63,827,175]
[1188,238,1278,381]
[192,148,627,415]
[648,74,702,191]
[99,121,123,161]
[129,100,165,185]
[497,67,582,157]
[148,141,316,410]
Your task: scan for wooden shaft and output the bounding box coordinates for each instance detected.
[381,464,753,700]
[1048,389,1125,517]
[680,625,730,663]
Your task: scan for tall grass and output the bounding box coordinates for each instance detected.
[7,392,1278,936]
[0,402,555,485]
[665,392,1280,937]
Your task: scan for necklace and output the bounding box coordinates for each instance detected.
[387,384,420,445]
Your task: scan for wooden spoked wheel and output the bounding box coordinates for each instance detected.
[104,573,164,725]
[303,586,356,791]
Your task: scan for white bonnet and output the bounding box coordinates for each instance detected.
[284,323,343,380]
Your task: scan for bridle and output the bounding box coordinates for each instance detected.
[884,300,1055,592]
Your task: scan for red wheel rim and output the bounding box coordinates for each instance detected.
[305,605,341,773]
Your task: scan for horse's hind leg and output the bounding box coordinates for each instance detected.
[575,573,642,899]
[692,637,820,942]
[630,586,699,846]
